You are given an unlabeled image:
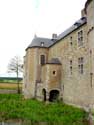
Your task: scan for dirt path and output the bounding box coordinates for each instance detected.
[0,89,17,94]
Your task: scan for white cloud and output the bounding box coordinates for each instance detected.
[0,0,87,76]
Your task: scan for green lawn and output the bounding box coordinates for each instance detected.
[0,94,88,124]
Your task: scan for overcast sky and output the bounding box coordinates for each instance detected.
[0,0,86,76]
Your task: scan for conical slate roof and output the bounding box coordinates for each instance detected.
[26,36,54,50]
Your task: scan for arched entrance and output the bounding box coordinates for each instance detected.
[49,90,59,102]
[42,89,46,101]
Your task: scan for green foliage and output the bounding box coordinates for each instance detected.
[0,94,88,124]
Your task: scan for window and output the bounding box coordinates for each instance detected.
[78,30,83,47]
[40,55,45,65]
[70,36,73,46]
[41,42,44,46]
[70,60,72,75]
[70,36,72,41]
[53,71,56,75]
[78,57,84,74]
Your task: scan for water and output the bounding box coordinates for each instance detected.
[0,120,91,125]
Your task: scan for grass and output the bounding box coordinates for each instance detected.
[0,94,88,124]
[0,83,22,90]
[0,77,22,83]
[0,79,18,83]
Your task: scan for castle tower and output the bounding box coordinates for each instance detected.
[86,0,94,53]
[23,36,52,98]
[41,58,62,101]
[85,0,94,104]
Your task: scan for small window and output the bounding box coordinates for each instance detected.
[70,36,72,41]
[78,30,83,47]
[70,60,72,75]
[70,36,73,46]
[78,57,84,74]
[53,71,56,75]
[70,60,72,65]
[40,55,45,65]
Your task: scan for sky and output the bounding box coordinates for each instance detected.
[0,0,86,77]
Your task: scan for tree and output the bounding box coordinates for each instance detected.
[8,56,23,93]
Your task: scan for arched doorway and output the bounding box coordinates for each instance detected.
[49,90,59,102]
[42,89,46,101]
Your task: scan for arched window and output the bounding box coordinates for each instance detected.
[40,55,45,65]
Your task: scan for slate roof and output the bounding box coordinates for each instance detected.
[26,37,54,50]
[49,17,87,47]
[47,58,61,65]
[58,17,86,40]
[26,17,87,50]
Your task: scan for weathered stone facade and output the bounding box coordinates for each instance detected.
[23,0,94,108]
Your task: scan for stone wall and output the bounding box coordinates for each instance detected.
[86,0,94,106]
[23,0,94,108]
[48,24,91,106]
[42,64,61,92]
[23,47,49,98]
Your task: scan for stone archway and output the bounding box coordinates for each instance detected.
[49,90,59,102]
[42,89,46,101]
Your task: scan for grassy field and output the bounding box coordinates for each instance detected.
[0,94,88,124]
[0,77,22,83]
[0,83,22,89]
[0,77,22,90]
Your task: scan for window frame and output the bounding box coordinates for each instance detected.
[77,30,84,47]
[69,60,72,75]
[78,57,84,74]
[69,36,73,47]
[40,54,46,65]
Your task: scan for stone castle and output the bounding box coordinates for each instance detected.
[23,0,94,108]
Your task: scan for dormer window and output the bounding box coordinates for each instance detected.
[41,42,44,47]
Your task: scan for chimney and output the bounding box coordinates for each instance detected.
[52,33,57,39]
[81,8,86,17]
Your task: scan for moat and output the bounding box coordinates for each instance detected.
[0,120,91,125]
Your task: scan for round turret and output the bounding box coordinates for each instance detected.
[85,0,94,31]
[84,0,94,50]
[85,0,94,104]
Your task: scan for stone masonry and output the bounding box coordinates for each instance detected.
[23,0,94,108]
